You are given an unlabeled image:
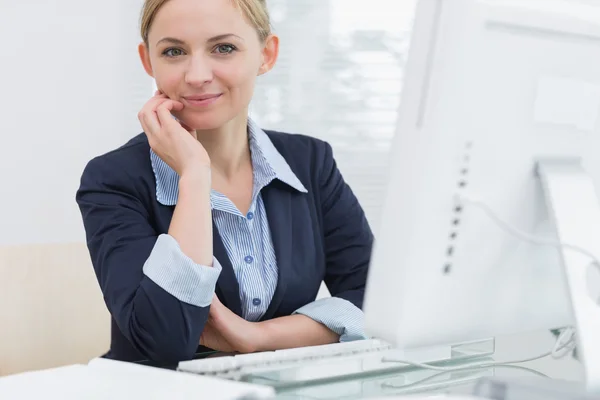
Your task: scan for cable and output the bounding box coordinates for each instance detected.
[551,326,577,359]
[381,364,549,392]
[381,192,588,373]
[454,193,600,273]
[381,324,575,372]
[456,192,585,361]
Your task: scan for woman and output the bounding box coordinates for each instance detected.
[76,0,373,363]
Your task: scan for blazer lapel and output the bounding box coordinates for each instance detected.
[261,182,293,320]
[213,222,243,317]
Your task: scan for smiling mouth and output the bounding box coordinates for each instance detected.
[183,94,223,107]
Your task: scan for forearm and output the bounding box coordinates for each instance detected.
[256,314,339,351]
[120,278,210,361]
[169,167,213,265]
[122,234,222,360]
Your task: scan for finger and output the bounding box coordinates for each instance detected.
[148,96,169,112]
[145,92,169,111]
[141,112,162,138]
[142,93,168,115]
[156,101,185,132]
[139,96,167,121]
[140,106,162,136]
[140,98,169,135]
[139,115,152,139]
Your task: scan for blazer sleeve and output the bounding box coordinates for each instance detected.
[319,142,374,308]
[76,157,219,362]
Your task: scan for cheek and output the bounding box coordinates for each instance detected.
[217,62,258,100]
[153,64,183,95]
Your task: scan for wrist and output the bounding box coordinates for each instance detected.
[251,321,270,353]
[179,164,212,191]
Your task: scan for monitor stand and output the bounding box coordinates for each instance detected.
[537,158,600,394]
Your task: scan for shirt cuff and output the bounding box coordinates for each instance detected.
[143,234,222,307]
[293,297,369,342]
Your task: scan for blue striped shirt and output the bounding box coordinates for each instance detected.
[142,119,367,341]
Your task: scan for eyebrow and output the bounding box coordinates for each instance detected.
[156,34,244,46]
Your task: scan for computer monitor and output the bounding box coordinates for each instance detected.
[363,0,600,392]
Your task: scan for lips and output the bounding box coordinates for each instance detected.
[182,93,223,107]
[184,94,222,101]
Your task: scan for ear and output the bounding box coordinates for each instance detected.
[258,34,279,76]
[138,42,155,78]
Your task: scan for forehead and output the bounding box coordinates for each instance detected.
[149,0,255,43]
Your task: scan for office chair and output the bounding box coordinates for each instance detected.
[0,243,110,376]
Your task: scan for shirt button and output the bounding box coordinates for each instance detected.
[247,212,254,220]
[244,255,254,264]
[252,298,261,306]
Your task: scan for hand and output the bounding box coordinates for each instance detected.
[199,321,236,353]
[205,296,265,354]
[138,91,211,176]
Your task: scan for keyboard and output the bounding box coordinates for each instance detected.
[178,340,490,393]
[178,339,393,377]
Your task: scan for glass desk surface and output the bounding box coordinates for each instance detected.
[243,332,585,399]
[140,331,583,399]
[264,359,571,399]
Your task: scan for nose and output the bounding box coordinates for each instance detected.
[185,54,213,86]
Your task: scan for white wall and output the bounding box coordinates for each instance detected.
[0,0,149,372]
[0,1,151,245]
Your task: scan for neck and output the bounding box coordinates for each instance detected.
[196,113,250,179]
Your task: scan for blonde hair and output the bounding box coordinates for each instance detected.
[140,0,271,45]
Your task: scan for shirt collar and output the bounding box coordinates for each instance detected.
[150,118,307,206]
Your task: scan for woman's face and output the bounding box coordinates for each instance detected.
[139,0,278,130]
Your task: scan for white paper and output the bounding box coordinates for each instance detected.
[0,360,275,400]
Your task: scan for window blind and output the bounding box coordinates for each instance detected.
[250,0,418,233]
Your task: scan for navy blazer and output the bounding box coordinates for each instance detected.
[76,130,373,363]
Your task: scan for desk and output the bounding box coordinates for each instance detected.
[135,330,583,399]
[264,331,583,399]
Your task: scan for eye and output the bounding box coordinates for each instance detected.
[214,44,237,55]
[162,48,185,58]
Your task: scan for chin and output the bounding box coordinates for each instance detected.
[178,110,232,131]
